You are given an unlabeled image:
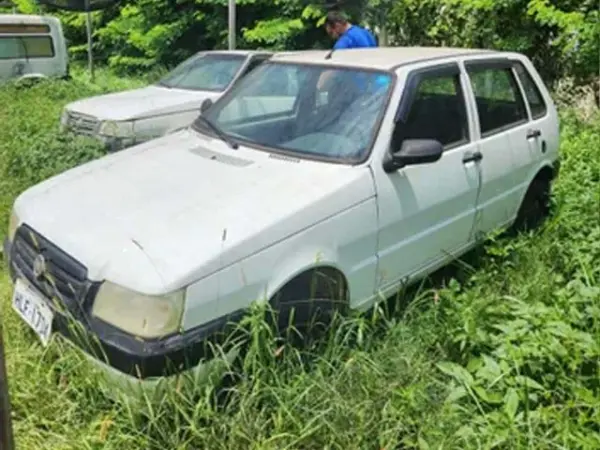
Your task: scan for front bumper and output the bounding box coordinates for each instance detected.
[3,235,246,382]
[60,332,240,403]
[97,134,140,152]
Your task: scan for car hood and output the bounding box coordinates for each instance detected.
[65,85,219,121]
[15,130,375,295]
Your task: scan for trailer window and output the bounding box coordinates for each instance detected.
[0,37,20,59]
[0,36,55,59]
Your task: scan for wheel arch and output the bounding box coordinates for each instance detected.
[267,264,350,306]
[533,163,556,183]
[517,161,557,209]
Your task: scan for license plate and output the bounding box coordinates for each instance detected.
[12,278,54,347]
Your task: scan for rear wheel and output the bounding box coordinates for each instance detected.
[512,177,552,232]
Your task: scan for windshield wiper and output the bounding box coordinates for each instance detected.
[195,115,238,150]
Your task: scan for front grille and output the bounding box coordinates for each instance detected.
[65,111,99,136]
[11,225,90,310]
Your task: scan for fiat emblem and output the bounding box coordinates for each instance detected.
[33,254,47,280]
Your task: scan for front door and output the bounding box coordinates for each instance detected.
[373,63,481,294]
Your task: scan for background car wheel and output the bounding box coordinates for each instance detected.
[513,177,552,232]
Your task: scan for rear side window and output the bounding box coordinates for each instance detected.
[467,66,527,136]
[399,73,469,148]
[0,36,55,59]
[514,62,547,119]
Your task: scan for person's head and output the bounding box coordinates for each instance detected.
[325,11,349,39]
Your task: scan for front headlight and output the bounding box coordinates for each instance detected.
[98,120,135,138]
[8,210,19,242]
[92,282,185,339]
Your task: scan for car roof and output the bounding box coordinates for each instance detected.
[197,50,273,58]
[271,46,505,70]
[0,14,60,26]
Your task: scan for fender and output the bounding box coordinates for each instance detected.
[264,246,344,302]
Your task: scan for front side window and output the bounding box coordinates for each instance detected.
[467,66,527,136]
[513,62,547,119]
[195,62,394,163]
[156,53,246,92]
[397,72,469,148]
[0,36,54,59]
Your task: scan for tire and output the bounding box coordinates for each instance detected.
[269,269,348,343]
[512,177,552,232]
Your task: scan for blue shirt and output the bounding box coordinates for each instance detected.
[334,25,377,50]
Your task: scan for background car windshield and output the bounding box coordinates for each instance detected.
[200,63,393,162]
[157,53,245,91]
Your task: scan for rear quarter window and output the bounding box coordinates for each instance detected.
[467,66,528,136]
[513,62,547,119]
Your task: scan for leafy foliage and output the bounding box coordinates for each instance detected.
[0,68,145,235]
[3,0,596,88]
[387,0,599,87]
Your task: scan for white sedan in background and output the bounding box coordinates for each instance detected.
[60,50,273,151]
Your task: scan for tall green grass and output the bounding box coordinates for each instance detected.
[0,75,599,449]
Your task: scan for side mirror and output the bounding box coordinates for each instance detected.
[200,98,213,114]
[383,139,444,173]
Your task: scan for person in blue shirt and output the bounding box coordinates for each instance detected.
[317,12,379,93]
[324,11,377,50]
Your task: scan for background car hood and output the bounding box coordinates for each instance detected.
[65,85,219,121]
[15,130,375,295]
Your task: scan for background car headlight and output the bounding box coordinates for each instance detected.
[8,210,19,242]
[92,282,185,339]
[98,120,135,138]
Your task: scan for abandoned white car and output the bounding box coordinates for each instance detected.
[60,50,272,151]
[5,47,560,391]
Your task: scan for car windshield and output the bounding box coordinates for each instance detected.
[156,53,246,91]
[193,62,394,163]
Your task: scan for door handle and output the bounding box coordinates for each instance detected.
[526,128,541,139]
[462,150,483,164]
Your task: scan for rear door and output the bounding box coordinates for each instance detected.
[464,59,531,235]
[510,59,558,195]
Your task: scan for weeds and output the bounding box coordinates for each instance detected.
[0,76,599,449]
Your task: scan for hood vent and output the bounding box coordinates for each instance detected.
[190,146,253,167]
[269,153,300,163]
